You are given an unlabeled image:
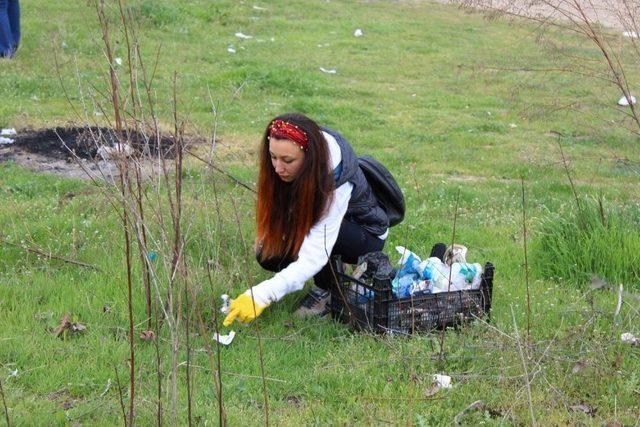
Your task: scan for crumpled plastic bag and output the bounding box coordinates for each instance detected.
[433,374,452,388]
[213,330,236,346]
[621,332,639,345]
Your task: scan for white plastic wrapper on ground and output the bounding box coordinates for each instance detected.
[618,95,636,106]
[621,332,639,345]
[213,331,236,346]
[319,67,337,74]
[433,374,452,388]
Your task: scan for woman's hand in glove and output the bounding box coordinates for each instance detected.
[223,292,269,326]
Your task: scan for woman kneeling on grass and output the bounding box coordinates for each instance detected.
[223,112,389,326]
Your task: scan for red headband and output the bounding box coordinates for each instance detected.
[268,119,309,150]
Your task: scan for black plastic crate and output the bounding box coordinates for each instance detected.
[330,256,494,334]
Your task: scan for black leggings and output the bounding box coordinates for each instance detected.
[257,220,385,291]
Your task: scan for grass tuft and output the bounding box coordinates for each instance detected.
[533,197,640,289]
[127,0,183,28]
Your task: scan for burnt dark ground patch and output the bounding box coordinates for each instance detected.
[12,127,178,160]
[0,126,204,180]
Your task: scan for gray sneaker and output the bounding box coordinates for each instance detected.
[294,285,331,318]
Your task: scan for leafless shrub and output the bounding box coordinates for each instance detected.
[455,0,640,134]
[48,0,269,424]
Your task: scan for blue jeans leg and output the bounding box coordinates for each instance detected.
[8,0,18,51]
[0,0,18,57]
[0,0,12,56]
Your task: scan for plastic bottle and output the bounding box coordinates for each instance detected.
[419,257,445,281]
[220,294,230,314]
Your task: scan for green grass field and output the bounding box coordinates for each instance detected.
[1,0,639,425]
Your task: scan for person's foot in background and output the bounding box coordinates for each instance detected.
[0,0,20,58]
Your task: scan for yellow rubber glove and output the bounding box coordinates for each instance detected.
[223,293,269,326]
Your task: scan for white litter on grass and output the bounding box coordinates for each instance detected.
[114,57,123,66]
[252,5,267,10]
[319,67,337,74]
[235,32,253,40]
[99,378,112,398]
[354,28,363,37]
[623,31,638,38]
[617,95,636,106]
[621,332,639,345]
[1,128,16,136]
[614,283,623,316]
[213,330,236,346]
[433,374,452,389]
[227,45,237,54]
[509,123,518,128]
[97,143,134,160]
[0,137,14,145]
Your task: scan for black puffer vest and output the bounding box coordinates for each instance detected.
[322,127,389,236]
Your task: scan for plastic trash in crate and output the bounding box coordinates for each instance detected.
[330,252,494,334]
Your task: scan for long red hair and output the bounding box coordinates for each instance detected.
[257,113,334,260]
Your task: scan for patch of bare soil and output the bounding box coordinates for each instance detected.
[439,0,630,31]
[0,147,100,180]
[0,127,185,180]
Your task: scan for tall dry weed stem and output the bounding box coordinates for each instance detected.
[438,188,461,360]
[0,377,10,427]
[520,177,532,341]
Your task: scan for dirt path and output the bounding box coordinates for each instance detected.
[436,0,632,30]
